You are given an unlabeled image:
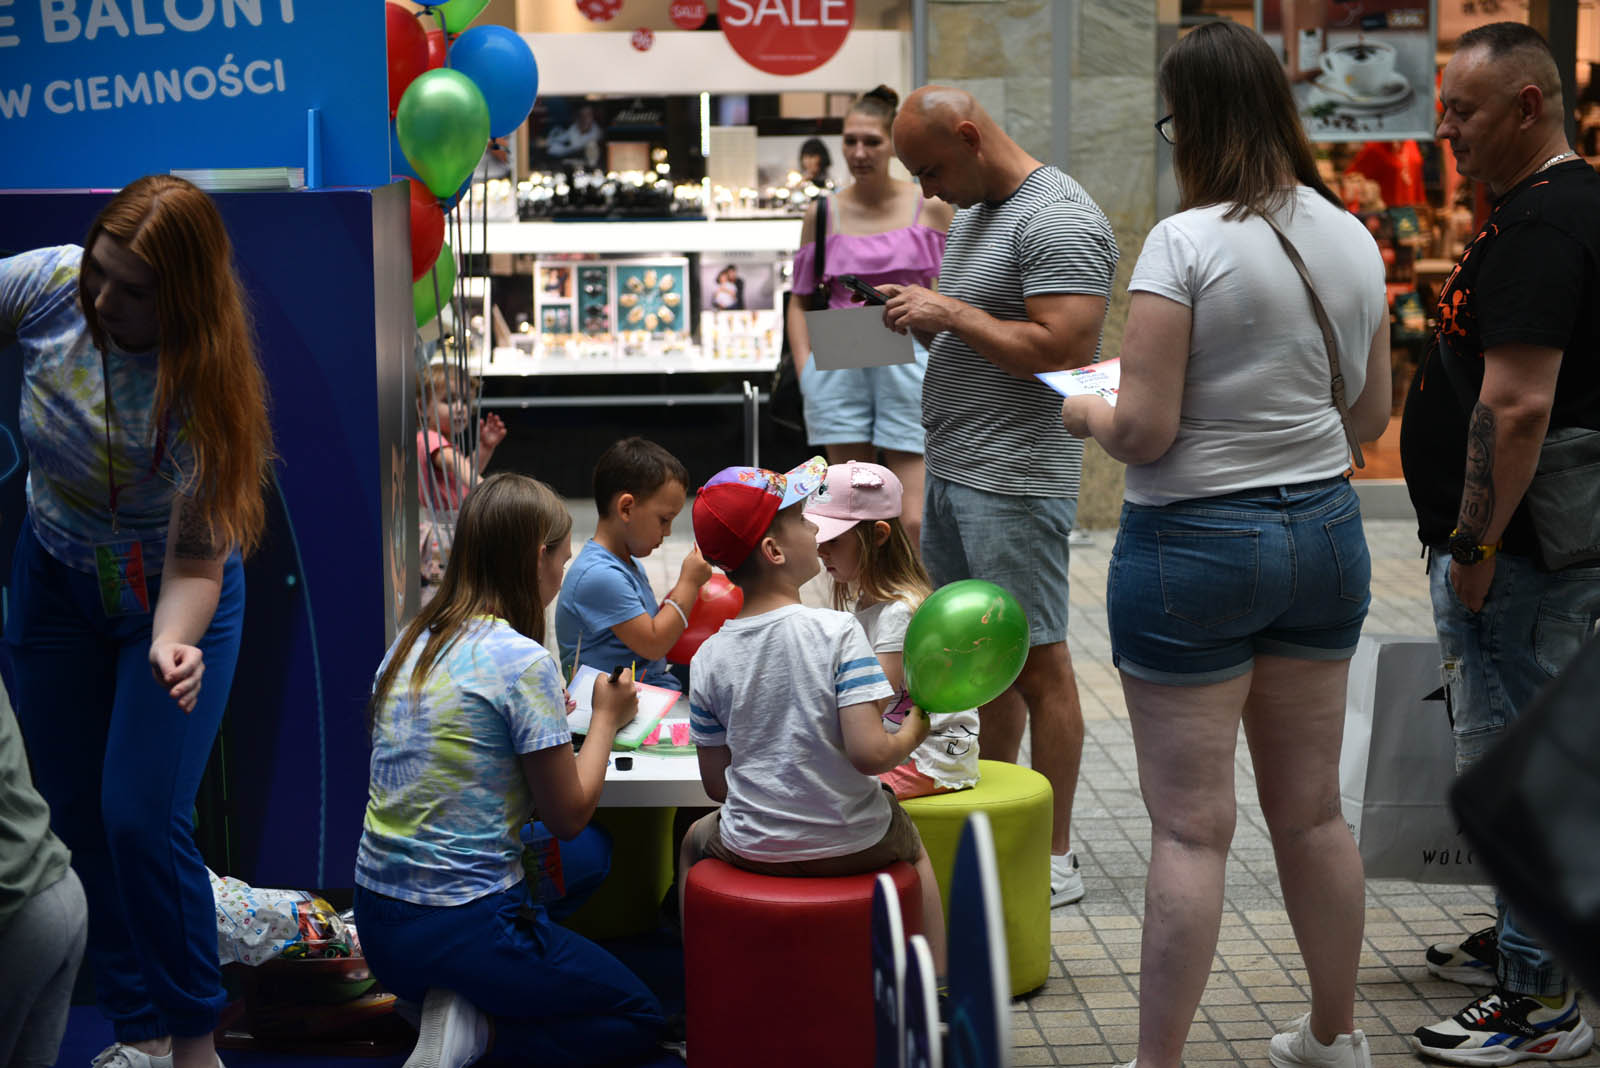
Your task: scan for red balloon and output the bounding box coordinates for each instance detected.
[405,177,445,283]
[666,575,745,664]
[385,3,430,118]
[424,28,448,71]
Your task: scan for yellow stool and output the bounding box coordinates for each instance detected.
[900,759,1052,995]
[558,807,675,941]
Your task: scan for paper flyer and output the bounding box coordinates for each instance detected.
[1035,359,1121,407]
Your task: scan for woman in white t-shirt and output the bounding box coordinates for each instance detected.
[1061,21,1392,1068]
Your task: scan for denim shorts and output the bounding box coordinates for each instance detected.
[799,338,928,453]
[921,473,1075,646]
[1108,477,1370,685]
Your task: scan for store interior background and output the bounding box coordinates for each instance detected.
[405,0,1600,527]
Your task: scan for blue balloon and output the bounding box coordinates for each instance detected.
[441,173,474,211]
[448,25,538,140]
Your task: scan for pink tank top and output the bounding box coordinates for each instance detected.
[791,196,947,309]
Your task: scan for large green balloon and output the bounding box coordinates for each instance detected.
[430,0,488,33]
[395,69,490,198]
[413,242,456,327]
[903,580,1030,714]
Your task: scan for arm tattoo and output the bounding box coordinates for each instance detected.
[173,497,218,560]
[1458,402,1497,539]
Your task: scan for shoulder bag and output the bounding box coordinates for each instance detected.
[770,197,830,435]
[1258,211,1367,469]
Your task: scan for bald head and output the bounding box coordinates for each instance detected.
[893,85,1034,208]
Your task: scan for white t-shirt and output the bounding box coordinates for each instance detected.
[856,599,981,790]
[689,605,896,862]
[1124,186,1386,506]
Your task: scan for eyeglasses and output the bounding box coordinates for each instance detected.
[1155,114,1175,145]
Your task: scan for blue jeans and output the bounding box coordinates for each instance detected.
[4,518,244,1040]
[1109,478,1370,684]
[921,474,1076,645]
[353,873,665,1067]
[1428,550,1600,996]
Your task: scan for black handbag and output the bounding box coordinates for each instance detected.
[1450,630,1600,994]
[770,197,829,435]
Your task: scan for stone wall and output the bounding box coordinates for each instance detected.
[928,0,1158,528]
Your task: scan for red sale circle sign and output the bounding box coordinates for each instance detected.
[631,27,655,51]
[576,0,622,22]
[721,0,855,77]
[670,0,708,30]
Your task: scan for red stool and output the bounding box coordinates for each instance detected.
[684,859,923,1068]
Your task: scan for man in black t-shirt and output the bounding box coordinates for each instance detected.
[1399,23,1600,1064]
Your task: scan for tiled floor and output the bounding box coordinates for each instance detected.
[572,502,1597,1068]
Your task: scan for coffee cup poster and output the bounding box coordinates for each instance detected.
[1257,0,1438,142]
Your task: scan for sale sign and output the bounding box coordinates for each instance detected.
[670,1,708,31]
[720,0,854,77]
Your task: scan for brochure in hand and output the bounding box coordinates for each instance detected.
[567,665,680,750]
[1035,358,1120,407]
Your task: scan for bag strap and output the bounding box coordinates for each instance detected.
[812,195,829,305]
[1258,210,1366,469]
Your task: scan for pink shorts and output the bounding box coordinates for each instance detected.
[879,764,958,801]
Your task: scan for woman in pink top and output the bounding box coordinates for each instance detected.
[789,86,952,549]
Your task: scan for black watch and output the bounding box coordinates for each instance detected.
[1448,529,1498,566]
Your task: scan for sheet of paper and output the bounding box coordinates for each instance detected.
[567,665,683,749]
[804,307,916,370]
[1035,358,1121,407]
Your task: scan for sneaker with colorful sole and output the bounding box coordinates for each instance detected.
[1411,989,1595,1066]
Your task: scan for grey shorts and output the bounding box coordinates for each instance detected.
[920,473,1075,645]
[685,791,923,877]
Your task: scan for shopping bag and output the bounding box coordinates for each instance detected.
[1340,634,1484,883]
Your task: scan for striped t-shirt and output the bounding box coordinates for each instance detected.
[923,167,1118,498]
[688,604,895,862]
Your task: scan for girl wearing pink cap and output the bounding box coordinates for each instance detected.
[807,462,981,798]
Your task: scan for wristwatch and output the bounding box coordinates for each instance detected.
[1448,529,1499,565]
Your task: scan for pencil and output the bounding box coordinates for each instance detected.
[569,633,583,686]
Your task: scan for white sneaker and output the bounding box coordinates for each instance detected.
[90,1045,174,1068]
[1050,851,1085,906]
[403,988,490,1068]
[1270,1014,1374,1068]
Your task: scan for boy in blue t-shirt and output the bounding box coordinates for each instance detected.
[556,437,711,691]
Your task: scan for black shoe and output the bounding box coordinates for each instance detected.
[1426,924,1499,988]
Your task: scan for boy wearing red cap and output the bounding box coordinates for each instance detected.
[678,458,947,973]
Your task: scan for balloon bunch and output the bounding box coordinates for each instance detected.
[384,0,539,326]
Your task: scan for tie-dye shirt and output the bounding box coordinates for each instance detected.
[356,615,572,906]
[0,245,193,574]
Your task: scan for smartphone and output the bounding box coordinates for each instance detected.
[838,274,889,306]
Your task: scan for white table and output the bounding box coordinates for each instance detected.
[598,748,714,808]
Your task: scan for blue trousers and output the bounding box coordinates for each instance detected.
[353,847,664,1067]
[1429,550,1600,996]
[3,518,245,1040]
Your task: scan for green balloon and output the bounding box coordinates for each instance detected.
[903,580,1030,714]
[430,0,488,33]
[413,242,456,327]
[395,69,490,198]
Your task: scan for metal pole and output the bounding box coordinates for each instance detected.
[913,0,929,88]
[1052,0,1077,172]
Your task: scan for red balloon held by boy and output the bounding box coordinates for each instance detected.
[666,574,744,664]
